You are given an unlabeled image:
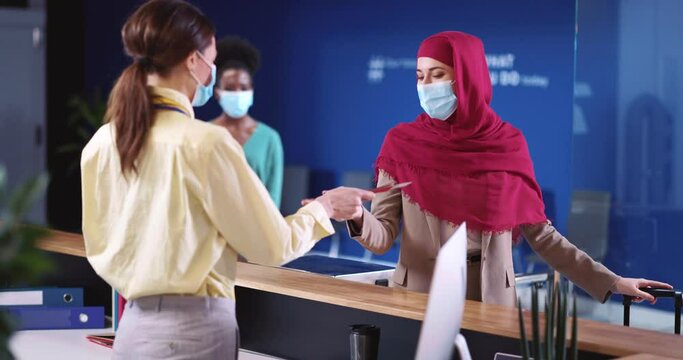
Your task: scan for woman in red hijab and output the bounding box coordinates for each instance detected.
[347,31,669,306]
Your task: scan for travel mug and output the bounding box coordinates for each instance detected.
[349,324,380,360]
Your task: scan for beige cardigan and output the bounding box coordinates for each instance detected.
[347,171,620,307]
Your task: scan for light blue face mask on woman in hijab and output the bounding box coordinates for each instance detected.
[417,81,457,120]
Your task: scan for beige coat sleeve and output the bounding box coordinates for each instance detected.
[346,171,402,254]
[521,221,621,303]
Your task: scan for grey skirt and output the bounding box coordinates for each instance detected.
[113,295,238,360]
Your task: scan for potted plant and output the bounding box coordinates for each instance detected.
[57,89,107,174]
[0,165,52,359]
[516,277,579,360]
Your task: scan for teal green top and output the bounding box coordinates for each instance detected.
[243,122,284,208]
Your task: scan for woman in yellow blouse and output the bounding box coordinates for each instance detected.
[80,1,373,358]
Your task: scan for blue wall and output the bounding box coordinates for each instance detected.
[83,0,577,232]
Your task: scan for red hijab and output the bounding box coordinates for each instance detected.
[375,31,547,234]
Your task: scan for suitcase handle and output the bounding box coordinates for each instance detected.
[639,288,681,298]
[623,287,682,335]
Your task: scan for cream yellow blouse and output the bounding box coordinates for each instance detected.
[81,86,333,300]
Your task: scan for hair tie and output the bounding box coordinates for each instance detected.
[136,56,152,69]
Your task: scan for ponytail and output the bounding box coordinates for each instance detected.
[105,62,153,176]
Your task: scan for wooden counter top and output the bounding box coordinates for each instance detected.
[37,229,86,257]
[618,355,682,360]
[36,230,683,358]
[236,261,427,321]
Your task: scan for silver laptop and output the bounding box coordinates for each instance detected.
[414,222,472,360]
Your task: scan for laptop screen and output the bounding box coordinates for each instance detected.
[414,222,468,360]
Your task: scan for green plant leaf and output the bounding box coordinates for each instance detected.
[532,285,542,360]
[547,280,557,359]
[5,252,51,281]
[76,126,94,142]
[68,96,96,127]
[7,174,49,219]
[571,292,578,360]
[56,143,84,155]
[0,311,18,360]
[61,90,108,176]
[518,298,530,360]
[556,281,568,360]
[0,226,50,276]
[543,301,549,360]
[93,103,107,126]
[0,166,52,358]
[0,166,6,206]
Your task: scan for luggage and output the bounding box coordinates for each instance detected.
[623,287,682,334]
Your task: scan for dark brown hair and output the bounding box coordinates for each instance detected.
[105,0,214,175]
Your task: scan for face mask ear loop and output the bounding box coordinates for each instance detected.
[192,51,211,85]
[450,81,457,139]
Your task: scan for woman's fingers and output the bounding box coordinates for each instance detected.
[640,280,673,290]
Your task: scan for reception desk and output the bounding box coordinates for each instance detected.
[36,230,683,359]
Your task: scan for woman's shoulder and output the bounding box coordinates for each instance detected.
[252,121,282,147]
[182,118,241,153]
[383,120,417,140]
[82,123,113,154]
[91,123,113,142]
[182,117,222,138]
[254,121,280,138]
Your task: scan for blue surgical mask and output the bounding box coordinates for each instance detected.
[218,90,254,118]
[190,52,216,107]
[417,81,457,120]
